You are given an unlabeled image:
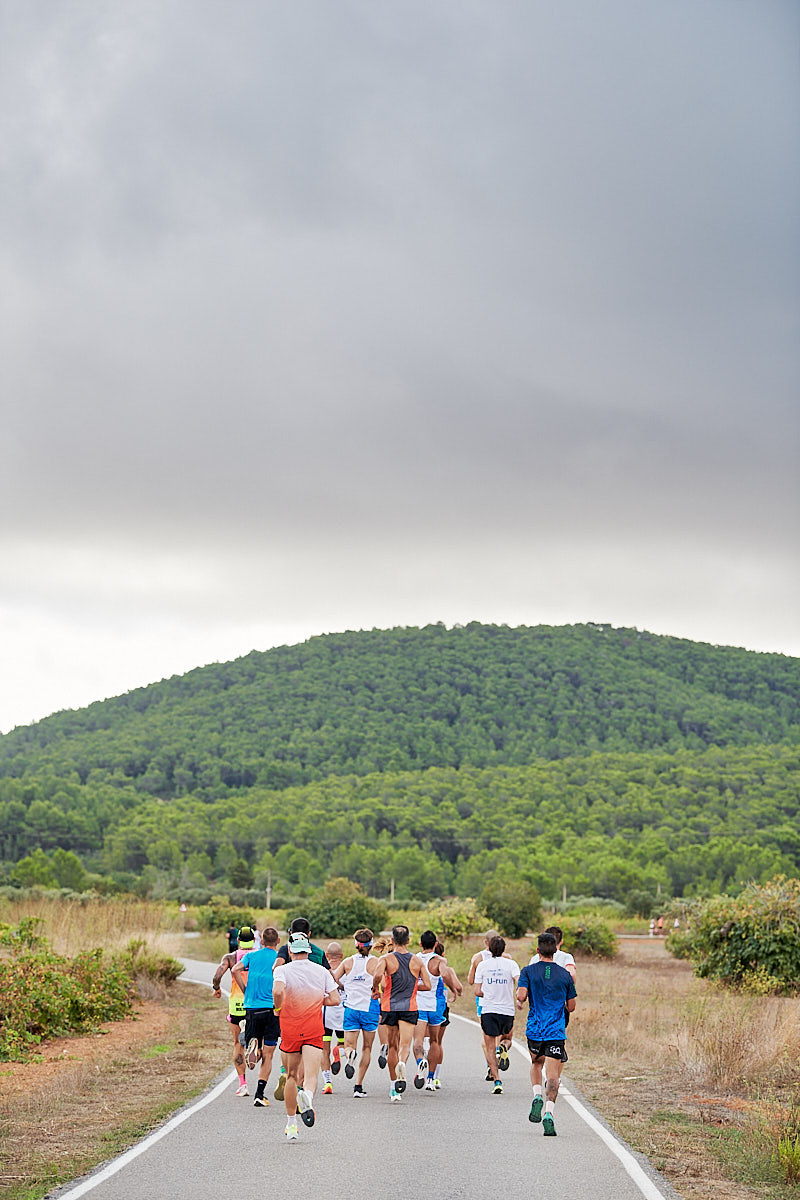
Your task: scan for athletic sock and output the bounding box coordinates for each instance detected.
[238,1073,247,1086]
[545,1100,555,1115]
[255,1080,266,1097]
[427,1071,435,1080]
[322,1070,331,1083]
[533,1084,543,1097]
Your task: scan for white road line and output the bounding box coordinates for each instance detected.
[448,1012,668,1200]
[52,1069,238,1199]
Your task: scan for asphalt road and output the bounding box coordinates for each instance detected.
[49,958,681,1200]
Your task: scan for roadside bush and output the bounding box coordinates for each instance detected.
[0,924,136,1060]
[196,901,254,933]
[425,897,486,942]
[303,878,388,938]
[116,939,185,988]
[553,915,618,958]
[667,876,800,994]
[481,879,541,939]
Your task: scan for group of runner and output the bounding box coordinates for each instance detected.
[212,918,577,1141]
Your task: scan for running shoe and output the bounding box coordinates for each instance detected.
[274,1072,287,1102]
[235,1083,250,1097]
[424,1079,436,1092]
[529,1096,544,1123]
[497,1044,510,1071]
[433,1078,441,1090]
[296,1089,316,1127]
[284,1122,299,1142]
[485,1067,494,1082]
[389,1086,401,1103]
[344,1048,357,1080]
[542,1114,557,1136]
[394,1061,407,1093]
[322,1081,333,1095]
[378,1044,389,1069]
[245,1038,259,1071]
[492,1080,503,1095]
[353,1084,367,1098]
[331,1044,341,1075]
[414,1057,428,1089]
[253,1093,269,1107]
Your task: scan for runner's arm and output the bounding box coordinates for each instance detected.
[332,957,351,982]
[230,960,248,991]
[516,986,528,1010]
[415,958,432,991]
[212,953,234,992]
[440,962,463,996]
[323,988,341,1006]
[467,953,480,985]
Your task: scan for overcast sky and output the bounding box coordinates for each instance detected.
[1,1,798,733]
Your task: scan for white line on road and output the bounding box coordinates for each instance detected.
[450,1012,668,1200]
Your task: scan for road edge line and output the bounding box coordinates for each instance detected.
[448,1012,670,1200]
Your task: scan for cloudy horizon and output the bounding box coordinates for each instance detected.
[1,1,798,733]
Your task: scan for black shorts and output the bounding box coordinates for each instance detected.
[244,1008,281,1048]
[527,1038,568,1063]
[323,1024,345,1044]
[228,1012,245,1027]
[379,1010,419,1026]
[480,1012,514,1038]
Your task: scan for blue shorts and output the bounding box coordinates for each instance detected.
[418,1007,446,1027]
[343,1006,380,1032]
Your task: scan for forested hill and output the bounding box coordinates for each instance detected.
[1,623,797,797]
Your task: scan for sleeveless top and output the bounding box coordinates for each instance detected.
[229,947,248,1016]
[416,950,440,1012]
[342,952,375,1011]
[380,950,418,1012]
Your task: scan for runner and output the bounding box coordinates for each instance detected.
[413,930,463,1092]
[230,925,280,1107]
[271,930,340,1141]
[430,939,453,1089]
[211,924,256,1095]
[529,925,577,979]
[320,941,345,1094]
[468,930,513,1078]
[333,928,383,1097]
[272,917,331,1101]
[516,931,577,1136]
[372,924,431,1102]
[474,935,520,1095]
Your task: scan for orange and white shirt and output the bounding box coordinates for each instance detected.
[273,960,337,1048]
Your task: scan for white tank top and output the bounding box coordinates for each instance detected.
[342,953,375,1011]
[416,950,439,1012]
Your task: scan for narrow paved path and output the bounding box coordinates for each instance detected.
[50,959,680,1200]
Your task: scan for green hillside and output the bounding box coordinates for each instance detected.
[1,623,798,903]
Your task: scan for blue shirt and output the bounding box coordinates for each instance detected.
[518,960,577,1040]
[240,947,278,1008]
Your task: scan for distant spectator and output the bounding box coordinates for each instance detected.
[657,916,664,935]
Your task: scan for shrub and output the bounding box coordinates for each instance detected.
[667,876,800,994]
[480,880,541,939]
[303,878,388,938]
[0,924,137,1060]
[553,915,618,958]
[116,939,185,987]
[425,897,486,942]
[196,902,254,933]
[624,889,659,918]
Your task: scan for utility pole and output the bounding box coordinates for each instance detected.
[266,870,272,910]
[390,877,395,903]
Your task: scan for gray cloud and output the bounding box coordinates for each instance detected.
[0,0,798,729]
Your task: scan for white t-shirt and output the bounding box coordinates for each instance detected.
[530,949,575,974]
[474,956,521,1016]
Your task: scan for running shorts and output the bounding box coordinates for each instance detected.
[526,1038,568,1062]
[481,1012,514,1038]
[379,1010,419,1026]
[323,1024,345,1044]
[343,1007,381,1032]
[243,1008,281,1048]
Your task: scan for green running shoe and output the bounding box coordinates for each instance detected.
[273,1072,286,1102]
[529,1095,544,1123]
[543,1113,557,1136]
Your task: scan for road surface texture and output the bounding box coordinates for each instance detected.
[48,958,681,1200]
